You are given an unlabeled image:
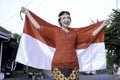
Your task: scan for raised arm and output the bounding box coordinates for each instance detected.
[92,19,110,36]
[20,7,40,29]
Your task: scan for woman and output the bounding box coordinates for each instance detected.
[20,7,109,80]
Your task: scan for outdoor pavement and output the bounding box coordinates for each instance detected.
[3,74,120,80]
[80,74,120,80]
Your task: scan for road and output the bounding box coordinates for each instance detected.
[80,74,119,80]
[3,74,120,80]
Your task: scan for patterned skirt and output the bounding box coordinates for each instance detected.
[52,68,79,80]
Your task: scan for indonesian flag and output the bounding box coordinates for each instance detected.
[15,11,106,72]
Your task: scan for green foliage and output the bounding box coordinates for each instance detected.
[8,33,21,47]
[105,9,120,71]
[12,33,21,44]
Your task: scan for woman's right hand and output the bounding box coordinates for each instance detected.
[21,7,28,14]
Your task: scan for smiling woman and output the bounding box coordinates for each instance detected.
[15,5,110,80]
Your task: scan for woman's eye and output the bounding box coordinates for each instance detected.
[62,17,65,19]
[67,17,70,19]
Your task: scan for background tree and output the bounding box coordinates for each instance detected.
[105,9,120,71]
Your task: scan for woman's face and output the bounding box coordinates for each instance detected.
[60,14,71,28]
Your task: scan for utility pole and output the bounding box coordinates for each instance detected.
[116,0,119,9]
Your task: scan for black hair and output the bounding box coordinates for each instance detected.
[58,11,71,27]
[58,11,70,17]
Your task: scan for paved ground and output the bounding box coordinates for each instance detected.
[2,70,120,80]
[3,74,120,80]
[80,74,120,80]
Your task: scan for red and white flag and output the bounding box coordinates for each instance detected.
[16,11,106,71]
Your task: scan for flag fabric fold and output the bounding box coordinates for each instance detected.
[16,11,106,71]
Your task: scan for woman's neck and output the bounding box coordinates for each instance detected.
[61,26,69,32]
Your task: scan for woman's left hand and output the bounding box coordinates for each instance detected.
[103,19,110,26]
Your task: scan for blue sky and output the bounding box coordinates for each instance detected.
[0,0,119,34]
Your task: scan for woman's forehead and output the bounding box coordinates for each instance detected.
[59,14,70,18]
